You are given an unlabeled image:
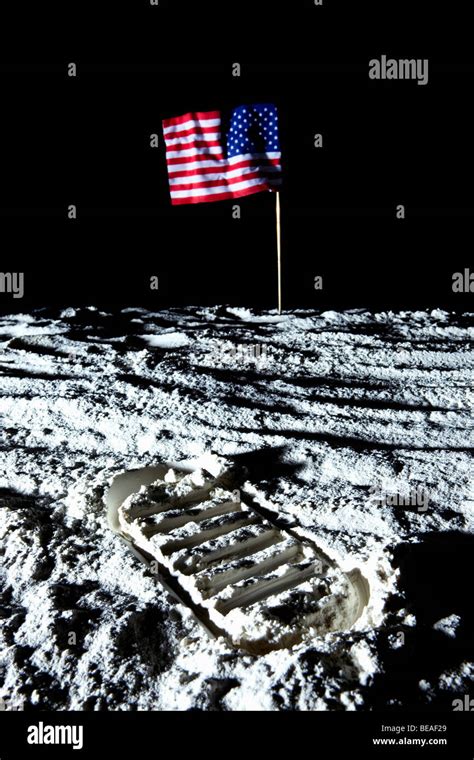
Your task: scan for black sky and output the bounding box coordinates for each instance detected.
[1,53,473,313]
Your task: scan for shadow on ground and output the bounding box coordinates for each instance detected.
[367,531,474,711]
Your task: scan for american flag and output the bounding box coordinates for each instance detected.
[162,104,282,205]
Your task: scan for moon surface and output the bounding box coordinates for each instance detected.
[0,305,473,710]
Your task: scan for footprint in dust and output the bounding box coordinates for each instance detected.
[105,453,370,655]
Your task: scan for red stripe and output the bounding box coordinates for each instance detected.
[163,125,220,141]
[170,183,278,206]
[163,111,220,129]
[167,158,281,177]
[166,154,224,166]
[165,140,223,153]
[170,171,280,192]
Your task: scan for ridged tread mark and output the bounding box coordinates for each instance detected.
[105,459,370,653]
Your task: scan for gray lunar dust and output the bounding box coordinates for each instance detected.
[0,305,473,710]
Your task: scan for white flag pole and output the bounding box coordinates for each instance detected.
[276,190,282,313]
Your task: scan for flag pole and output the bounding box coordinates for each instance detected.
[276,190,282,313]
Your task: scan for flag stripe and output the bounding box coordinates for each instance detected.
[165,146,224,159]
[170,176,281,200]
[166,152,281,171]
[170,183,280,205]
[163,116,220,135]
[163,111,221,128]
[163,126,221,141]
[167,158,282,179]
[170,170,282,192]
[165,132,221,146]
[166,140,222,151]
[168,165,282,186]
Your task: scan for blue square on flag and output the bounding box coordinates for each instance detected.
[162,104,282,205]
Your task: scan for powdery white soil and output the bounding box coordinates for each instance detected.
[0,305,473,711]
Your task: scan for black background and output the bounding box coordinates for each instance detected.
[0,9,473,314]
[1,711,474,757]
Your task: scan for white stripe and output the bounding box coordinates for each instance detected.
[164,132,220,146]
[163,118,220,135]
[227,151,281,165]
[166,146,224,159]
[168,165,282,186]
[167,152,282,174]
[168,158,226,173]
[170,176,281,199]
